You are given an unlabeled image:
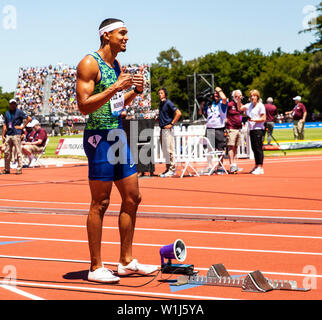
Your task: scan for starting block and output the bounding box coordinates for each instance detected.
[172,264,311,293]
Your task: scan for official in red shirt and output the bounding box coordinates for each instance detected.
[22,122,36,144]
[285,96,307,140]
[22,120,48,167]
[264,97,278,145]
[226,90,243,173]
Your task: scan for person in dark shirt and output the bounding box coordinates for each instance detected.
[1,99,32,175]
[158,88,182,178]
[226,90,243,173]
[285,96,307,140]
[264,97,278,145]
[67,117,74,136]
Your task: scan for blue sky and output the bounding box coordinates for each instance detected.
[0,0,318,92]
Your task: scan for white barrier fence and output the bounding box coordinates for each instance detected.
[154,125,252,164]
[55,125,253,162]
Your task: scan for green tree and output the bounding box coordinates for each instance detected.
[300,2,322,52]
[156,47,183,68]
[250,53,312,113]
[0,86,14,115]
[307,51,322,110]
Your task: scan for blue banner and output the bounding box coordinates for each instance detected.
[275,122,322,129]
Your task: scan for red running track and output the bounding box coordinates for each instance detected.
[0,155,321,300]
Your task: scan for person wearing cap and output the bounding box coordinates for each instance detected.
[264,98,278,145]
[22,120,37,144]
[285,96,307,140]
[1,99,32,175]
[21,120,48,168]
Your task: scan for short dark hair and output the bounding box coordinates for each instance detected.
[99,18,124,44]
[158,88,168,97]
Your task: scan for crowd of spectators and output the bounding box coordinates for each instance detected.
[15,67,46,116]
[48,65,78,116]
[14,63,153,120]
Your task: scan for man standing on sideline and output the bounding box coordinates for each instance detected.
[264,97,278,145]
[77,18,158,284]
[226,90,243,174]
[200,87,228,174]
[158,88,182,178]
[285,96,307,140]
[1,99,32,175]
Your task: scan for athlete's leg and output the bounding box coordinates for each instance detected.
[88,180,113,272]
[114,173,141,266]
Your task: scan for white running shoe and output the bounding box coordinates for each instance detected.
[160,171,176,178]
[252,167,264,175]
[118,259,159,276]
[88,267,120,284]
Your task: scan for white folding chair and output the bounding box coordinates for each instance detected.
[33,139,50,167]
[200,137,228,175]
[175,135,201,179]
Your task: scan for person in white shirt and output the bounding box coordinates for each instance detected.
[238,90,266,175]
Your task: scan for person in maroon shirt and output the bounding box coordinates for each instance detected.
[22,120,48,167]
[285,96,307,140]
[264,97,278,145]
[226,90,243,173]
[22,122,36,144]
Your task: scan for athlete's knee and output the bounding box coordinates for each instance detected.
[90,199,110,215]
[123,193,142,209]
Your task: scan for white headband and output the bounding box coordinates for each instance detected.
[99,22,125,37]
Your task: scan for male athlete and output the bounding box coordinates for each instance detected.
[77,18,158,283]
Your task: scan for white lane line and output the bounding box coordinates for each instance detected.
[239,157,322,165]
[0,280,235,301]
[0,198,321,213]
[1,255,321,279]
[0,235,322,257]
[0,284,45,300]
[1,221,322,240]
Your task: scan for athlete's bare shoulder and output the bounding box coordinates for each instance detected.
[77,54,99,82]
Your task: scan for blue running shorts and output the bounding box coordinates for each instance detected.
[83,129,137,182]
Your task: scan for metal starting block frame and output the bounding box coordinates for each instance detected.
[173,264,311,293]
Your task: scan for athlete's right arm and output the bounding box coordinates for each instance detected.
[76,56,132,116]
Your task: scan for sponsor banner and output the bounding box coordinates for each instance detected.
[275,122,322,129]
[55,139,86,156]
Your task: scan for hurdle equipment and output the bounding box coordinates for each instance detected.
[172,264,311,293]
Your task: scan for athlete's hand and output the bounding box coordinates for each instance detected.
[133,67,144,93]
[116,67,133,91]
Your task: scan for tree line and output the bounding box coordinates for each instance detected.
[151,47,321,119]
